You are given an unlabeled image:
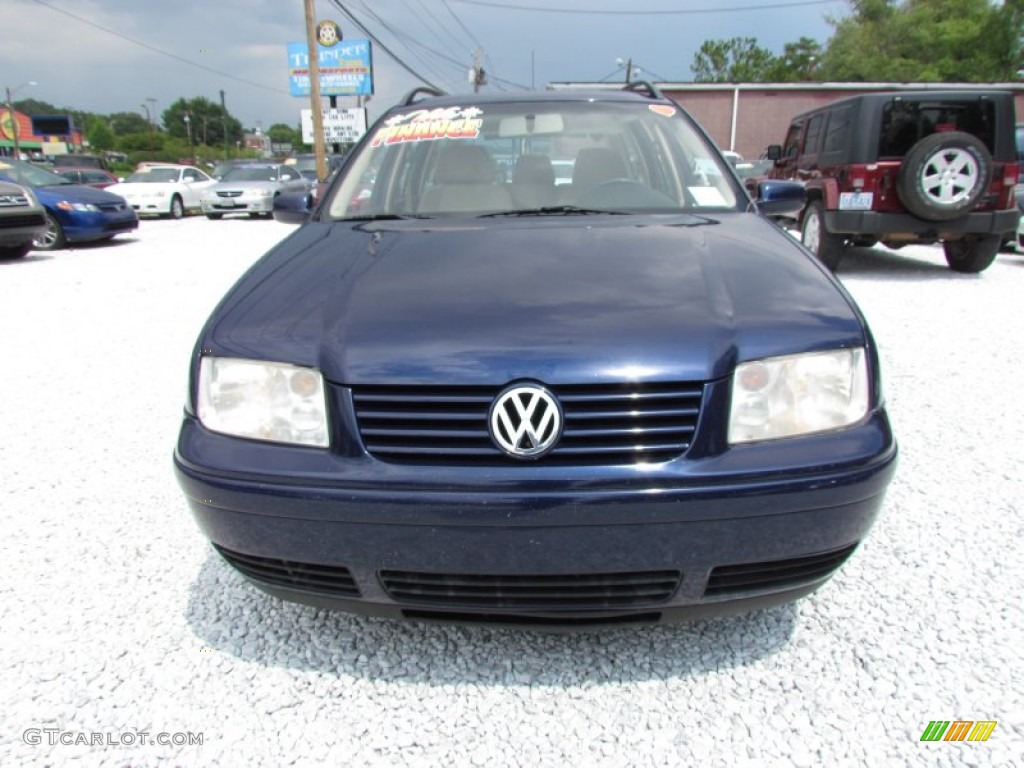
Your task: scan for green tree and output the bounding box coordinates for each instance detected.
[266,123,298,146]
[820,0,1022,81]
[691,37,777,82]
[85,116,114,151]
[108,111,151,136]
[161,97,243,146]
[765,37,825,81]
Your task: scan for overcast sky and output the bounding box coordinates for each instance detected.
[0,0,848,130]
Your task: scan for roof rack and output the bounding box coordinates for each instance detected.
[623,81,665,101]
[400,86,446,106]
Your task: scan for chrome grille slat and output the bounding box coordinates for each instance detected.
[350,381,704,466]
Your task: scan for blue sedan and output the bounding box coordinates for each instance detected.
[0,159,138,250]
[175,85,897,627]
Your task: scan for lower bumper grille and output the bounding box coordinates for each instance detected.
[214,544,360,597]
[703,543,858,597]
[379,569,681,611]
[0,213,46,229]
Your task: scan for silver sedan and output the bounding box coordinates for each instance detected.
[200,164,308,219]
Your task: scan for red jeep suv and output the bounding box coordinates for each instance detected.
[766,90,1019,272]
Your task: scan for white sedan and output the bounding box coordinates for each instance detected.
[107,165,215,219]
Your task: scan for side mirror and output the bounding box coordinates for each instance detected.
[755,180,805,216]
[764,145,782,162]
[273,190,313,224]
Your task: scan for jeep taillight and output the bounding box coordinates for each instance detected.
[1004,163,1019,187]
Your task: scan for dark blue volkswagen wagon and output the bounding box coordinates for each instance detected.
[174,84,896,627]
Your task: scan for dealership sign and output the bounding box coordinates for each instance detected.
[301,108,368,144]
[287,39,373,97]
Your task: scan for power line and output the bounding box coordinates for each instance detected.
[328,0,442,89]
[350,0,463,90]
[30,0,290,95]
[446,0,839,14]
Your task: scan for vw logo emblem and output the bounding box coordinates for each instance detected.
[489,384,563,459]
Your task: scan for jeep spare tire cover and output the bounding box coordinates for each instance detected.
[896,131,992,222]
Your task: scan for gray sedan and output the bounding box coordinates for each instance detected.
[200,164,307,219]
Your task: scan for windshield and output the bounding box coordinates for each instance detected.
[0,158,74,187]
[222,166,279,182]
[327,100,739,219]
[126,168,180,183]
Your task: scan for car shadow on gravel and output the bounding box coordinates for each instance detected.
[0,253,54,265]
[186,553,798,685]
[836,246,968,281]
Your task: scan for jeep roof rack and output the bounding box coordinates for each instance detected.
[623,81,666,101]
[400,86,446,106]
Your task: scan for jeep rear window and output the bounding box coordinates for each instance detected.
[878,99,995,158]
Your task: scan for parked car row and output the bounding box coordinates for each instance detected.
[0,159,138,252]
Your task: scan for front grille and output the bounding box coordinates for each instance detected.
[97,202,125,212]
[379,569,681,611]
[703,543,858,598]
[351,381,704,465]
[0,194,30,207]
[217,190,243,198]
[0,213,46,229]
[214,544,360,597]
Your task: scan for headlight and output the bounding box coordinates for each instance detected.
[56,201,100,212]
[728,348,869,444]
[197,357,329,447]
[253,188,274,197]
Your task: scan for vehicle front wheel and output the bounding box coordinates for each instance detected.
[0,242,32,259]
[801,201,844,271]
[943,235,1000,273]
[33,212,66,251]
[168,196,184,219]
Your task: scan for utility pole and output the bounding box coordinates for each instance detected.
[220,90,229,160]
[470,47,487,93]
[303,0,328,182]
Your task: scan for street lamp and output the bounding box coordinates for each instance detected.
[140,102,151,131]
[183,112,193,162]
[4,80,36,160]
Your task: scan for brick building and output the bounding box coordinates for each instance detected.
[548,82,1024,161]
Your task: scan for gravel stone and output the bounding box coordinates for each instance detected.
[1,221,1022,767]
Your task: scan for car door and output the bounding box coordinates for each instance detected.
[278,166,305,193]
[181,168,214,207]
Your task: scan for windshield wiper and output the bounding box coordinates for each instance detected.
[479,205,628,218]
[340,213,433,221]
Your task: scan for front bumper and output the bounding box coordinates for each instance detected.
[61,210,138,242]
[174,408,897,627]
[0,209,47,246]
[200,195,274,214]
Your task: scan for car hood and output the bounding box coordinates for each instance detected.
[30,183,131,205]
[203,214,866,386]
[106,182,175,195]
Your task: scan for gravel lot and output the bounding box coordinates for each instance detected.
[1,217,1022,767]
